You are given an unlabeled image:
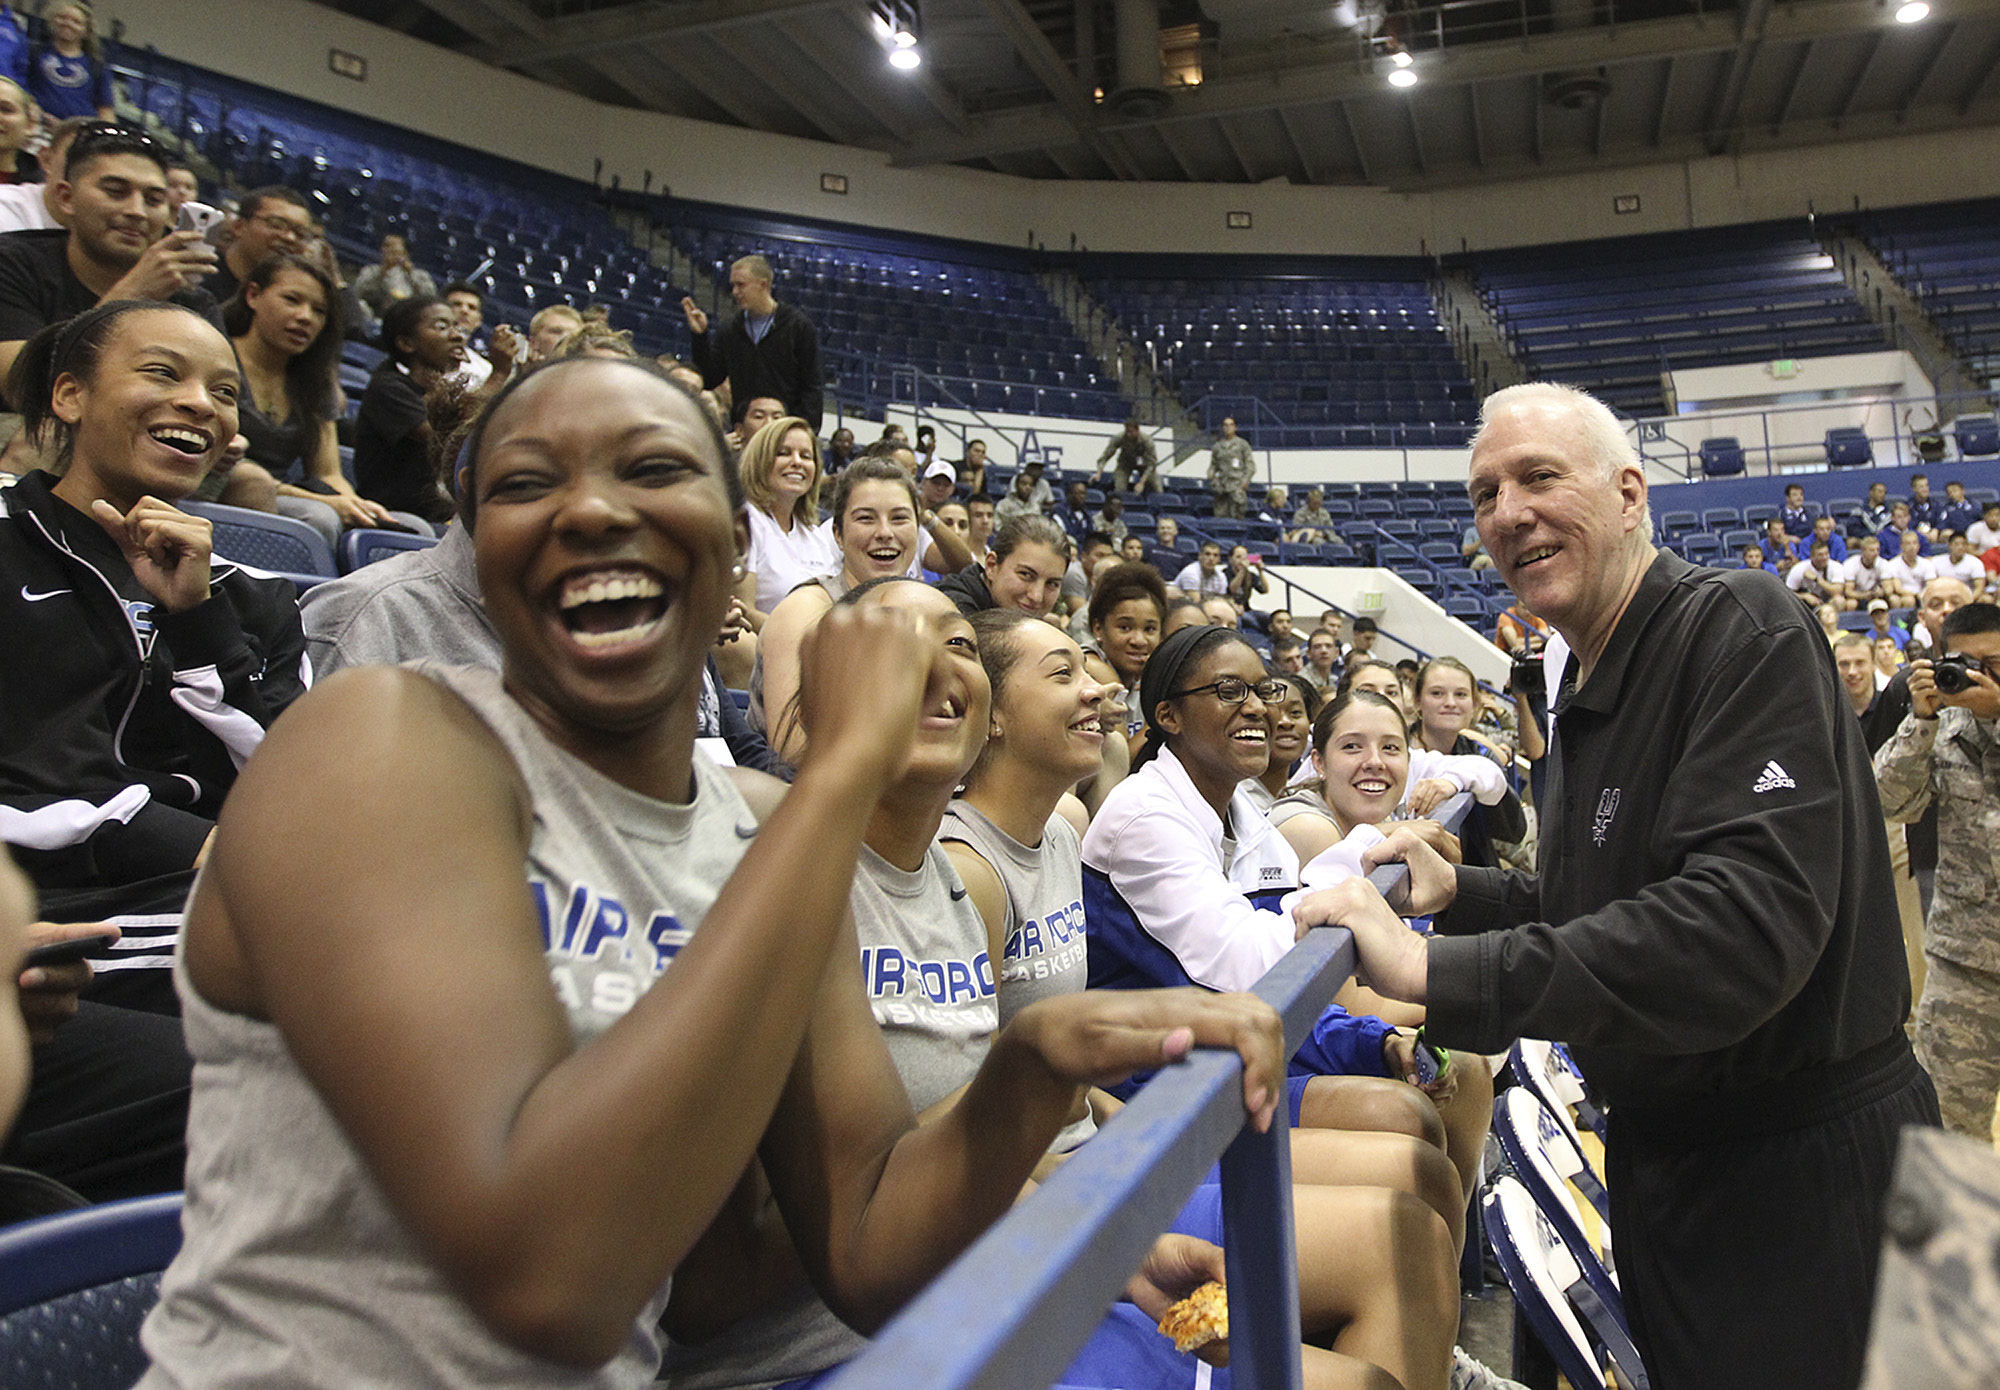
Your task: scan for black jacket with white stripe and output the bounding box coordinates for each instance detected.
[0,472,310,979]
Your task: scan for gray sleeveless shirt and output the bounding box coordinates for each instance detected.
[939,802,1097,1153]
[140,664,759,1390]
[662,837,997,1390]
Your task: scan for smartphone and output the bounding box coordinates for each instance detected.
[23,931,119,969]
[175,199,230,246]
[1411,1029,1450,1088]
[1246,553,1262,567]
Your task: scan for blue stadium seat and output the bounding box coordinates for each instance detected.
[180,502,338,591]
[1660,510,1700,537]
[338,528,440,573]
[1824,427,1873,468]
[1953,414,2000,458]
[1700,436,1746,477]
[1742,504,1779,527]
[0,1193,184,1390]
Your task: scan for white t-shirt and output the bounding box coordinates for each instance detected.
[1173,561,1227,595]
[744,505,838,613]
[1881,555,1930,592]
[0,182,58,235]
[1967,520,2000,552]
[1787,559,1842,594]
[1843,555,1886,595]
[1933,554,1986,588]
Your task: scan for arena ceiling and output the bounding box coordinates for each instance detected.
[316,0,2000,189]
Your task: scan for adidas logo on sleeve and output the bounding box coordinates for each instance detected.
[1752,761,1796,794]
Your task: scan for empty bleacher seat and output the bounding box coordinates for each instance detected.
[1953,414,2000,458]
[1824,427,1874,467]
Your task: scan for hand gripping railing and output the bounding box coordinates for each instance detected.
[826,795,1472,1390]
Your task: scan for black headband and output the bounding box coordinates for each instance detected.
[1132,625,1245,768]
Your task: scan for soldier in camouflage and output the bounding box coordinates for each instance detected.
[1874,600,2000,1140]
[1206,416,1255,519]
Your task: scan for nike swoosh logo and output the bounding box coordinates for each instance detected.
[20,586,70,602]
[949,885,968,901]
[734,823,758,839]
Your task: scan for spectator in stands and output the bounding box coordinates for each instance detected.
[1091,418,1158,495]
[1206,416,1253,519]
[725,394,784,452]
[1876,634,1905,681]
[1834,632,1878,717]
[1761,516,1802,568]
[0,123,219,405]
[1855,481,1893,537]
[734,413,835,624]
[912,422,936,471]
[1304,627,1340,694]
[1199,594,1240,631]
[1930,531,1987,600]
[1789,538,1853,611]
[1493,599,1548,655]
[995,459,1050,522]
[1738,542,1773,574]
[958,490,992,553]
[1407,657,1524,871]
[1874,602,2000,1140]
[1254,484,1289,544]
[1090,490,1127,546]
[440,281,497,390]
[1173,540,1227,597]
[1879,500,1930,560]
[1052,479,1093,547]
[757,457,926,755]
[525,303,582,363]
[1907,473,1943,541]
[680,253,822,433]
[222,252,428,543]
[1868,598,1911,652]
[26,1,109,124]
[1292,486,1335,544]
[1779,482,1812,539]
[821,424,853,473]
[1845,531,1888,606]
[1161,597,1208,641]
[0,115,90,253]
[932,498,969,542]
[1268,608,1294,644]
[1083,562,1167,746]
[1939,479,1978,539]
[1969,500,2000,555]
[1810,511,1849,564]
[1225,544,1267,608]
[956,437,987,494]
[1142,513,1183,577]
[350,232,437,320]
[917,457,956,515]
[1117,533,1145,565]
[1271,634,1302,675]
[0,302,311,1198]
[1460,521,1491,571]
[1882,528,1931,609]
[352,295,460,528]
[935,514,1068,618]
[205,185,313,304]
[1346,616,1380,661]
[1816,601,1843,645]
[0,76,33,186]
[162,162,197,213]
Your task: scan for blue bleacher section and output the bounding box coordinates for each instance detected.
[1851,197,2000,378]
[669,209,1127,421]
[1463,222,1887,419]
[1080,257,1478,449]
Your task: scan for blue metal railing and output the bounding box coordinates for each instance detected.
[827,797,1469,1390]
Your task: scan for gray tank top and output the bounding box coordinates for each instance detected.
[662,836,996,1390]
[140,664,759,1390]
[746,572,849,738]
[939,802,1097,1153]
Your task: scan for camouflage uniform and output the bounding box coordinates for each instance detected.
[1874,706,2000,1138]
[1206,436,1254,519]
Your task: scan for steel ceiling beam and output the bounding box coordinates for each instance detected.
[460,0,852,64]
[1895,23,1956,118]
[1772,39,1814,131]
[1653,52,1676,146]
[1468,85,1485,167]
[1836,30,1886,125]
[1702,0,1774,155]
[972,0,1146,179]
[1274,107,1317,181]
[1215,117,1258,181]
[891,0,1995,167]
[1338,100,1371,184]
[773,20,917,143]
[1958,32,2000,114]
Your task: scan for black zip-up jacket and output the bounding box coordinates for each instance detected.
[1428,550,1909,1118]
[688,301,824,434]
[0,472,311,924]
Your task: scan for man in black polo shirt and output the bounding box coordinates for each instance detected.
[0,124,219,399]
[1302,381,1937,1389]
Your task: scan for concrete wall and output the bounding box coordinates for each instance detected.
[1251,567,1511,685]
[104,0,2000,259]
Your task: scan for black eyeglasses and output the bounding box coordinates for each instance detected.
[1166,676,1289,706]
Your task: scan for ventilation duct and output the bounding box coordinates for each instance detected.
[1107,0,1170,118]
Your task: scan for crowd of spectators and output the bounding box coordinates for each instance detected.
[0,52,1992,1384]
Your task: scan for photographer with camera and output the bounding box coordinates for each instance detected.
[1873,600,2000,1141]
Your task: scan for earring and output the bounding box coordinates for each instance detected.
[989,724,1003,738]
[730,562,745,580]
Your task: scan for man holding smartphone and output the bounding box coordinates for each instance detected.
[0,122,220,405]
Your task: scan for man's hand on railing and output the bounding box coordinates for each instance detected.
[1361,825,1460,916]
[1007,988,1286,1134]
[1291,878,1431,1006]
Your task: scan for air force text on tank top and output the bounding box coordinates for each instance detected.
[531,878,692,1019]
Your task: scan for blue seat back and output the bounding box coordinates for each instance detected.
[0,1193,184,1390]
[180,502,337,584]
[1953,414,2000,458]
[338,528,439,572]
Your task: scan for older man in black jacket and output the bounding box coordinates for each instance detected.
[1302,382,1938,1390]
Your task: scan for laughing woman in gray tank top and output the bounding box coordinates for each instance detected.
[140,357,1289,1390]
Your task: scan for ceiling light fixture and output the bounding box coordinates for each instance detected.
[873,0,922,69]
[889,46,921,68]
[1391,49,1413,68]
[1895,0,1930,19]
[1388,66,1418,87]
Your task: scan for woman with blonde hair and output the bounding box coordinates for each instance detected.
[736,415,834,624]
